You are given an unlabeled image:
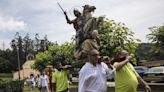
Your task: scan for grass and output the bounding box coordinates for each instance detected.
[23,86,40,92]
[0,73,12,81]
[23,84,78,92]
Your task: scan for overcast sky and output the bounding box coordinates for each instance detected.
[0,0,164,49]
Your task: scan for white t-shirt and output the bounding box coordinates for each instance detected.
[36,77,40,87]
[78,62,116,92]
[30,77,35,87]
[39,75,49,87]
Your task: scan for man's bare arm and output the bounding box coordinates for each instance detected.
[114,56,131,71]
[137,76,151,92]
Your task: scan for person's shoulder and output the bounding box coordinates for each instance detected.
[127,63,134,68]
[79,65,87,73]
[100,62,108,68]
[113,62,119,67]
[79,63,90,73]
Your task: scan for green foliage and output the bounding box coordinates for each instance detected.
[49,43,75,66]
[0,73,12,81]
[33,51,52,72]
[147,24,164,54]
[0,80,24,92]
[0,49,14,73]
[98,18,140,65]
[0,58,12,73]
[136,43,164,61]
[33,42,75,71]
[0,32,54,73]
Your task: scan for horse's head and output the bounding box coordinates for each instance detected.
[83,5,96,12]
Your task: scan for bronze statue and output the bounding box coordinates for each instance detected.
[82,5,97,39]
[64,9,83,32]
[64,9,84,50]
[80,30,100,58]
[58,3,101,61]
[57,3,84,50]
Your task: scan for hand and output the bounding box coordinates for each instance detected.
[145,85,151,92]
[99,56,110,64]
[68,81,72,85]
[108,64,113,69]
[126,56,132,61]
[64,11,67,15]
[64,65,71,68]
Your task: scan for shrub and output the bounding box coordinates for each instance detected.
[0,79,24,92]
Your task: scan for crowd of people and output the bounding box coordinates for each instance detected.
[25,72,49,92]
[25,49,151,92]
[25,62,71,92]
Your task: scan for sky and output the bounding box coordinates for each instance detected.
[0,0,164,49]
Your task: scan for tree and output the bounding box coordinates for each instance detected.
[33,42,75,71]
[0,49,13,73]
[0,57,12,73]
[147,24,164,60]
[49,42,75,66]
[33,51,52,72]
[98,18,140,65]
[10,32,24,71]
[34,33,40,54]
[147,24,164,52]
[23,33,33,59]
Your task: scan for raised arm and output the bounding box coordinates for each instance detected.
[114,56,132,71]
[64,11,74,24]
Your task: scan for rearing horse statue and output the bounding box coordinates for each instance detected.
[82,5,97,39]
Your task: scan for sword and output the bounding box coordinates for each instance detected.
[57,2,65,13]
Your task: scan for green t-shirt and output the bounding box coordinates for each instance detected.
[52,70,69,92]
[113,62,139,92]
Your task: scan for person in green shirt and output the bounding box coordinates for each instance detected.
[52,62,71,92]
[113,50,151,92]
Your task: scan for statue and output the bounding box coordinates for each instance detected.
[73,30,100,67]
[64,9,84,50]
[80,30,100,59]
[58,3,102,61]
[82,5,97,39]
[57,3,84,50]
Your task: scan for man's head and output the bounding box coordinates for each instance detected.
[56,62,63,71]
[73,9,81,17]
[88,49,100,65]
[41,71,46,75]
[30,74,34,77]
[117,49,129,61]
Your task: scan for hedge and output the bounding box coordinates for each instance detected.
[0,79,24,92]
